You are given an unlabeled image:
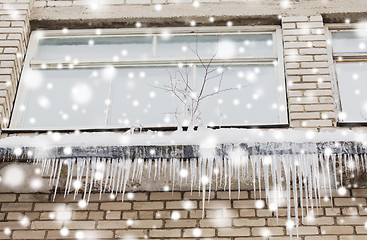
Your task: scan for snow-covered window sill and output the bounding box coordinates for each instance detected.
[1,129,366,160]
[1,128,366,236]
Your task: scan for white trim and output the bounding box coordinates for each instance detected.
[36,26,280,38]
[152,35,157,58]
[325,26,343,123]
[30,56,278,69]
[326,26,367,124]
[9,33,41,129]
[274,29,288,124]
[104,76,115,127]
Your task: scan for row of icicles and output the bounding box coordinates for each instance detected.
[36,151,365,238]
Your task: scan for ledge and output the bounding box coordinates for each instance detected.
[0,128,366,160]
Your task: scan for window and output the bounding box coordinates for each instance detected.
[329,26,367,124]
[10,27,287,130]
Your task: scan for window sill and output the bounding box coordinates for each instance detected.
[2,123,290,134]
[0,128,366,161]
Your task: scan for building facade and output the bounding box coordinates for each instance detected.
[0,0,367,239]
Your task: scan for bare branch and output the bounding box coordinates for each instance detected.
[155,33,245,128]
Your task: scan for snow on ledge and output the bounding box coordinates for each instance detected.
[0,128,366,148]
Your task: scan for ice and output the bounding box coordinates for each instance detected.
[1,129,367,238]
[33,144,366,238]
[0,128,366,148]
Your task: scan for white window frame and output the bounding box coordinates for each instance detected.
[326,24,367,125]
[9,26,288,131]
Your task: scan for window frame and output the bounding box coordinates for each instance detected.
[326,24,367,126]
[8,26,288,131]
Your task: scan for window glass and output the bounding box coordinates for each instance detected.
[197,65,283,125]
[335,62,367,122]
[35,36,153,60]
[20,69,110,128]
[332,31,367,53]
[109,67,182,127]
[156,34,275,58]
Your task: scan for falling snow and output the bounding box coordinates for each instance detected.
[0,129,366,237]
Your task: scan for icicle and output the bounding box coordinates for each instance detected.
[331,154,337,189]
[307,156,314,213]
[270,156,277,206]
[154,158,158,180]
[250,156,256,199]
[292,156,299,238]
[237,156,241,199]
[103,159,111,193]
[121,159,131,202]
[83,159,90,201]
[147,159,152,179]
[311,156,319,211]
[223,157,227,191]
[118,159,126,193]
[53,159,63,201]
[64,159,71,198]
[263,156,270,207]
[256,156,262,199]
[228,157,232,198]
[298,162,304,220]
[87,158,96,202]
[354,154,360,175]
[198,157,202,194]
[99,158,106,198]
[319,153,328,201]
[115,160,123,194]
[208,157,213,202]
[131,158,138,180]
[185,160,189,185]
[109,159,118,192]
[171,158,177,191]
[49,159,55,185]
[283,156,291,232]
[324,154,333,206]
[29,140,367,240]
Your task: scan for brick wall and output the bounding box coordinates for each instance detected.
[0,190,366,239]
[0,0,30,129]
[1,1,367,240]
[32,0,253,8]
[282,15,337,128]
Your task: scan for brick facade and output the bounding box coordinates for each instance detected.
[0,190,366,239]
[1,0,367,240]
[0,0,30,129]
[282,15,337,128]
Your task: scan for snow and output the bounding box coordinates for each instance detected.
[0,128,366,148]
[1,128,366,238]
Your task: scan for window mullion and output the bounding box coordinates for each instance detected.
[104,75,115,127]
[29,56,278,70]
[152,35,157,58]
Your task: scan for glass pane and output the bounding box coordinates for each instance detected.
[18,69,110,128]
[156,34,275,58]
[35,36,153,60]
[109,67,182,127]
[197,64,284,126]
[336,62,367,122]
[332,31,367,53]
